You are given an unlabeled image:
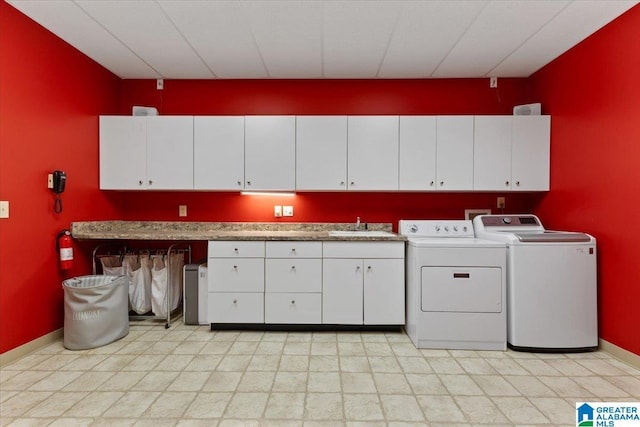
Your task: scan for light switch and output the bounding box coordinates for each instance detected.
[0,201,9,219]
[274,205,283,217]
[283,206,294,217]
[179,205,187,217]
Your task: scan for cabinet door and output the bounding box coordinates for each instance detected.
[363,259,405,325]
[399,116,437,190]
[100,116,147,189]
[436,116,474,190]
[194,116,244,190]
[347,116,399,190]
[474,116,512,191]
[322,259,363,324]
[146,116,194,189]
[512,116,550,191]
[296,116,348,190]
[245,116,296,191]
[208,292,264,323]
[208,259,265,292]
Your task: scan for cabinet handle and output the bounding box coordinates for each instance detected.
[291,300,296,305]
[139,180,143,186]
[237,180,242,186]
[234,248,239,253]
[440,181,444,186]
[233,265,238,270]
[340,181,345,186]
[291,266,296,270]
[350,181,355,186]
[148,180,153,185]
[515,181,520,186]
[246,181,251,186]
[291,248,296,253]
[233,299,237,304]
[367,266,372,271]
[430,181,434,186]
[356,266,361,271]
[505,181,510,186]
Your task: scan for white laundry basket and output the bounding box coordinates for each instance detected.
[62,275,130,350]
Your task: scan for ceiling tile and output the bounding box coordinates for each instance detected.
[379,1,487,78]
[159,1,267,79]
[76,0,213,78]
[433,0,570,78]
[323,0,403,78]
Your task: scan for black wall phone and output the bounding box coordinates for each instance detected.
[51,170,66,213]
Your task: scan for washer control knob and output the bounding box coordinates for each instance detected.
[453,226,458,232]
[435,225,441,232]
[502,217,512,224]
[444,226,449,232]
[463,226,468,232]
[410,224,418,233]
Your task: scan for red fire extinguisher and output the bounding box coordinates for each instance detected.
[57,230,74,270]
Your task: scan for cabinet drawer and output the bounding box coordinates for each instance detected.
[265,293,321,324]
[208,241,265,258]
[208,259,264,292]
[265,259,322,293]
[208,292,264,323]
[323,241,404,258]
[266,241,322,258]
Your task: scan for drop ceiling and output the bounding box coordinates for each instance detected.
[6,0,638,79]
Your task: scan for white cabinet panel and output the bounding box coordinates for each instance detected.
[296,116,348,190]
[323,259,363,324]
[265,259,322,293]
[265,241,322,258]
[194,116,244,190]
[399,116,437,190]
[363,259,405,325]
[100,116,193,190]
[265,293,321,324]
[208,259,265,292]
[146,116,194,190]
[347,116,399,190]
[512,116,550,191]
[436,116,474,190]
[474,116,512,191]
[100,116,147,189]
[208,241,265,258]
[245,116,296,191]
[208,292,264,323]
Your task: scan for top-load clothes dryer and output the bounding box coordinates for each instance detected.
[473,214,597,351]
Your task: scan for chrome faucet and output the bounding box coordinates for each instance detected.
[355,216,361,230]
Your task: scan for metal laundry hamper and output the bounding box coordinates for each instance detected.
[62,275,130,350]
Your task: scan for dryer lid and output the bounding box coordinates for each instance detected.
[513,231,592,243]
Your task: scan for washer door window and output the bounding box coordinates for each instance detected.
[421,267,502,313]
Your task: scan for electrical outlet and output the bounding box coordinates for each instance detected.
[490,77,498,88]
[497,197,505,209]
[283,206,294,217]
[179,205,187,217]
[274,205,282,217]
[157,79,164,90]
[0,201,8,219]
[47,173,54,189]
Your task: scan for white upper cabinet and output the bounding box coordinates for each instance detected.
[244,116,296,191]
[296,116,348,191]
[194,116,245,190]
[474,116,513,191]
[347,116,399,190]
[146,116,194,190]
[100,116,147,190]
[436,116,474,190]
[511,115,550,191]
[399,116,437,190]
[100,116,193,190]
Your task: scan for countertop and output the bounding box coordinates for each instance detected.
[71,221,406,241]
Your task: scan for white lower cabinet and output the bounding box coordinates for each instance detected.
[323,242,405,325]
[208,240,404,326]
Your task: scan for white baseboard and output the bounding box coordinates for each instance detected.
[600,338,640,370]
[0,329,63,367]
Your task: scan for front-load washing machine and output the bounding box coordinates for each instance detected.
[399,220,507,350]
[473,214,597,351]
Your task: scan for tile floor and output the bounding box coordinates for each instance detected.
[1,319,640,426]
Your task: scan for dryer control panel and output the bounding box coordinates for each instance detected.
[398,220,474,238]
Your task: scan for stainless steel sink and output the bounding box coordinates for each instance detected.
[328,230,395,237]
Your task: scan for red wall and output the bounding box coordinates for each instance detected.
[530,5,640,355]
[0,3,122,353]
